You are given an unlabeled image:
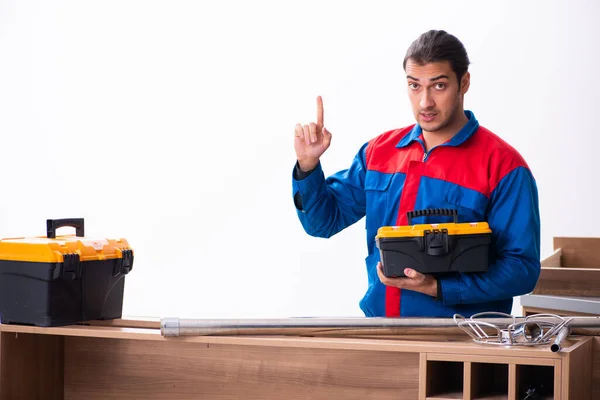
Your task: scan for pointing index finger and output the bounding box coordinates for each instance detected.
[317,96,324,128]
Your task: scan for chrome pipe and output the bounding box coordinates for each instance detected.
[160,315,600,337]
[550,325,571,353]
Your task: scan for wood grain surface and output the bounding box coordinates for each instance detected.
[64,336,420,400]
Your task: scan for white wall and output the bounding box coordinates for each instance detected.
[0,0,598,319]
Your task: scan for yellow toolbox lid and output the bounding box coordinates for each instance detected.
[376,222,491,239]
[0,236,132,263]
[0,218,132,263]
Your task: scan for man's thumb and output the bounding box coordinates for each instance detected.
[322,127,332,147]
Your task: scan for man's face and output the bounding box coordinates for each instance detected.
[405,59,469,133]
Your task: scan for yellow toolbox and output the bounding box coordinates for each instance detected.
[0,218,133,327]
[376,209,491,277]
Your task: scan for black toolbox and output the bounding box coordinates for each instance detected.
[375,209,491,277]
[0,218,134,327]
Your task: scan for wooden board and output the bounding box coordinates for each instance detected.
[531,267,600,297]
[594,337,600,400]
[554,237,600,268]
[64,336,420,400]
[0,322,574,359]
[541,248,562,268]
[0,332,64,400]
[522,306,599,317]
[561,337,593,400]
[0,321,597,400]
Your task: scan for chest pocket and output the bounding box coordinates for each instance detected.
[364,171,396,231]
[365,171,393,191]
[443,184,489,223]
[365,171,393,200]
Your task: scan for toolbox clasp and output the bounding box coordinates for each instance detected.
[113,249,134,277]
[424,229,449,256]
[62,253,82,280]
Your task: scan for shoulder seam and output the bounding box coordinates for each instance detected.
[366,126,414,167]
[490,165,531,195]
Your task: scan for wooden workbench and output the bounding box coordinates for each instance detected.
[0,318,597,399]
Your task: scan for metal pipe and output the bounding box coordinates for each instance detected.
[160,315,600,337]
[550,325,571,352]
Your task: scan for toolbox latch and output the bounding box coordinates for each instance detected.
[62,253,82,280]
[424,229,449,256]
[114,249,134,276]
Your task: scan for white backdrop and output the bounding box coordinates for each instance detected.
[0,0,598,319]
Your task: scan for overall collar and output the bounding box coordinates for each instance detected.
[396,110,479,148]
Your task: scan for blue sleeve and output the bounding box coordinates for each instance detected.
[439,166,541,305]
[292,143,368,238]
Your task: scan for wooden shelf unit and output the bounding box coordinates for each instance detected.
[422,351,572,400]
[532,237,600,298]
[0,318,595,400]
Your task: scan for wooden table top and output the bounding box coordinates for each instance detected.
[0,317,590,359]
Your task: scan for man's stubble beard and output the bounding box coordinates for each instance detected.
[425,97,462,133]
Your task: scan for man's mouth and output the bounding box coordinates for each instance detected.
[420,112,437,122]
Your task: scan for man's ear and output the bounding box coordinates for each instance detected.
[461,71,471,94]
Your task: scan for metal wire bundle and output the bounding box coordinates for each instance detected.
[453,312,572,352]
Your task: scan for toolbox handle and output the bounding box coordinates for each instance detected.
[406,209,458,225]
[47,218,85,238]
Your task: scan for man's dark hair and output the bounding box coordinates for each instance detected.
[403,30,470,83]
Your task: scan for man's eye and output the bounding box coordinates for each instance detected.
[435,83,446,90]
[409,83,419,89]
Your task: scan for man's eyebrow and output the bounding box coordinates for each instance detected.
[406,74,449,81]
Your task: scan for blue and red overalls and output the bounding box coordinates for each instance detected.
[292,110,541,317]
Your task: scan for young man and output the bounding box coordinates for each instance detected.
[291,30,541,318]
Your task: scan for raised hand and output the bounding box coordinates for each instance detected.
[294,96,332,172]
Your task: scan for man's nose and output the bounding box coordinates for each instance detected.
[420,90,434,109]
